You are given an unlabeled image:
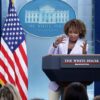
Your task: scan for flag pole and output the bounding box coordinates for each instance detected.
[8,0,14,12]
[9,0,14,6]
[12,0,14,6]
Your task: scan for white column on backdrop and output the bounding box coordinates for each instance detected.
[78,0,93,53]
[61,0,78,17]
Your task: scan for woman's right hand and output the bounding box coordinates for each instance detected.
[53,35,66,48]
[81,40,87,54]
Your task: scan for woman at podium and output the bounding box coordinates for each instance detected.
[48,19,88,100]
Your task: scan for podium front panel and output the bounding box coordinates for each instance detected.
[42,55,100,82]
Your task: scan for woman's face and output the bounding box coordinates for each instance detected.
[68,28,79,42]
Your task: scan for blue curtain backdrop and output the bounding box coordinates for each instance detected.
[94,0,100,96]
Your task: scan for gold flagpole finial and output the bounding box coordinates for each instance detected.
[12,0,14,6]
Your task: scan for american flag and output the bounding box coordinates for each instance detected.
[0,0,28,100]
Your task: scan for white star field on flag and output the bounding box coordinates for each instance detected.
[2,8,25,52]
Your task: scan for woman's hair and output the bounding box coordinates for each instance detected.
[0,83,21,100]
[63,82,88,100]
[0,84,14,100]
[64,19,86,38]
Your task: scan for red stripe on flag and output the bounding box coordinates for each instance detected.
[14,52,28,88]
[1,44,15,71]
[19,44,28,66]
[15,74,27,100]
[0,59,15,84]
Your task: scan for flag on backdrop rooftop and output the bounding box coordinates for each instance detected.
[0,0,28,99]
